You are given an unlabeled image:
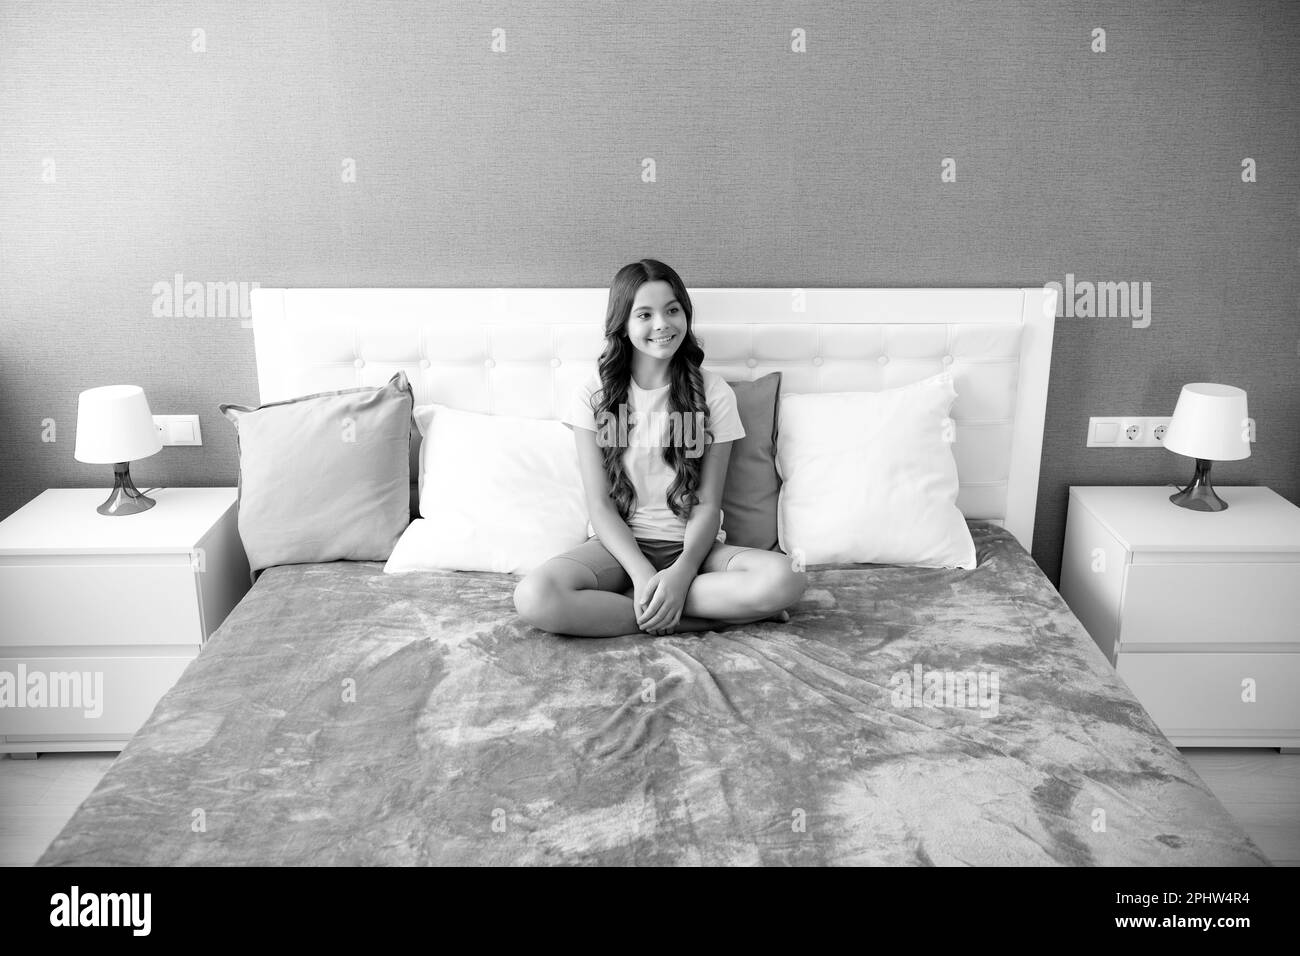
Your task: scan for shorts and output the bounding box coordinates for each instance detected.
[553,535,760,592]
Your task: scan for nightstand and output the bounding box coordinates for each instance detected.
[1059,485,1300,749]
[0,488,250,755]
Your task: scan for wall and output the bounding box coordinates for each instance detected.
[2,1,1297,585]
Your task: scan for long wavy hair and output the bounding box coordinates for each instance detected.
[593,259,710,523]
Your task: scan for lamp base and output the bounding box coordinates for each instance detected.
[1170,458,1227,512]
[97,462,156,516]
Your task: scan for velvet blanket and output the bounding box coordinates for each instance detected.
[39,523,1265,866]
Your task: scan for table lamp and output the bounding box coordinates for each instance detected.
[73,385,164,515]
[1163,383,1250,512]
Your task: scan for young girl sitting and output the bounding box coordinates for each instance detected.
[514,259,807,637]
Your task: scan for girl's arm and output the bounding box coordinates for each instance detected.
[674,439,732,576]
[573,427,656,586]
[637,439,732,633]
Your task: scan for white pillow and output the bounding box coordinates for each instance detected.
[383,404,589,574]
[776,372,976,569]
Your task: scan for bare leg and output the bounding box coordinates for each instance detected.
[618,584,784,632]
[515,555,795,638]
[533,593,770,637]
[515,558,654,637]
[656,611,782,633]
[682,548,806,622]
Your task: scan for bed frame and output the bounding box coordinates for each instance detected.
[249,287,1057,551]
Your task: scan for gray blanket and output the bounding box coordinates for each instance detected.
[39,523,1266,865]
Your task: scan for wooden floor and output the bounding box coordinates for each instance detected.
[0,751,116,866]
[1182,749,1300,866]
[1,748,1297,866]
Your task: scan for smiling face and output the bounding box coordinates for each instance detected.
[626,280,687,363]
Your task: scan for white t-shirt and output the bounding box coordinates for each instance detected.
[562,367,746,543]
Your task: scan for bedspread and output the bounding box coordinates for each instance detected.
[38,523,1266,866]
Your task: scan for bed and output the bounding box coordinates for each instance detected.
[37,287,1267,866]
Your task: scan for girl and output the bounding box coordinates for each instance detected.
[514,259,806,637]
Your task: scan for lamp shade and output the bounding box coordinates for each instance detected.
[73,385,164,464]
[1163,383,1251,462]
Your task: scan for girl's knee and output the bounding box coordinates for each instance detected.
[755,562,806,614]
[514,572,566,632]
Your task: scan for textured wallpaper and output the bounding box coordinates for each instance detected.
[1,1,1297,585]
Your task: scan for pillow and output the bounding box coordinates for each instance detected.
[219,371,414,576]
[775,371,976,568]
[384,403,589,574]
[721,373,782,550]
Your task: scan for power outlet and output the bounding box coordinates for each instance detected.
[1087,416,1172,448]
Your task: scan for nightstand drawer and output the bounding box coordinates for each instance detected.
[1119,562,1300,647]
[0,559,203,648]
[1117,652,1300,734]
[0,654,196,739]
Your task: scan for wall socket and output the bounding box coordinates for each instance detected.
[1087,416,1172,448]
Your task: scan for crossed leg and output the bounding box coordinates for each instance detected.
[514,545,806,638]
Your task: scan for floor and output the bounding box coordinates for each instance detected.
[0,751,115,867]
[1,748,1297,866]
[1181,748,1300,865]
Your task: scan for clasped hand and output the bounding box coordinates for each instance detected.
[634,564,694,635]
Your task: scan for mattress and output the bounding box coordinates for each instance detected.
[38,522,1266,866]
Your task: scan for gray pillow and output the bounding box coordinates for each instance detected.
[722,373,782,551]
[220,372,413,576]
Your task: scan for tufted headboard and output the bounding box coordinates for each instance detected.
[249,287,1057,551]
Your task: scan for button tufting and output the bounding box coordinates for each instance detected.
[746,358,758,368]
[484,358,495,369]
[877,355,889,365]
[354,359,365,369]
[550,358,561,368]
[942,355,954,365]
[812,356,824,367]
[418,359,430,369]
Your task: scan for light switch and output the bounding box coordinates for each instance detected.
[1093,421,1120,444]
[152,414,202,446]
[1087,416,1171,448]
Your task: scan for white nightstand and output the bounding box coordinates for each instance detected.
[1060,485,1300,749]
[0,488,250,755]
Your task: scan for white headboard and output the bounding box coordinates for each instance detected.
[249,287,1057,551]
